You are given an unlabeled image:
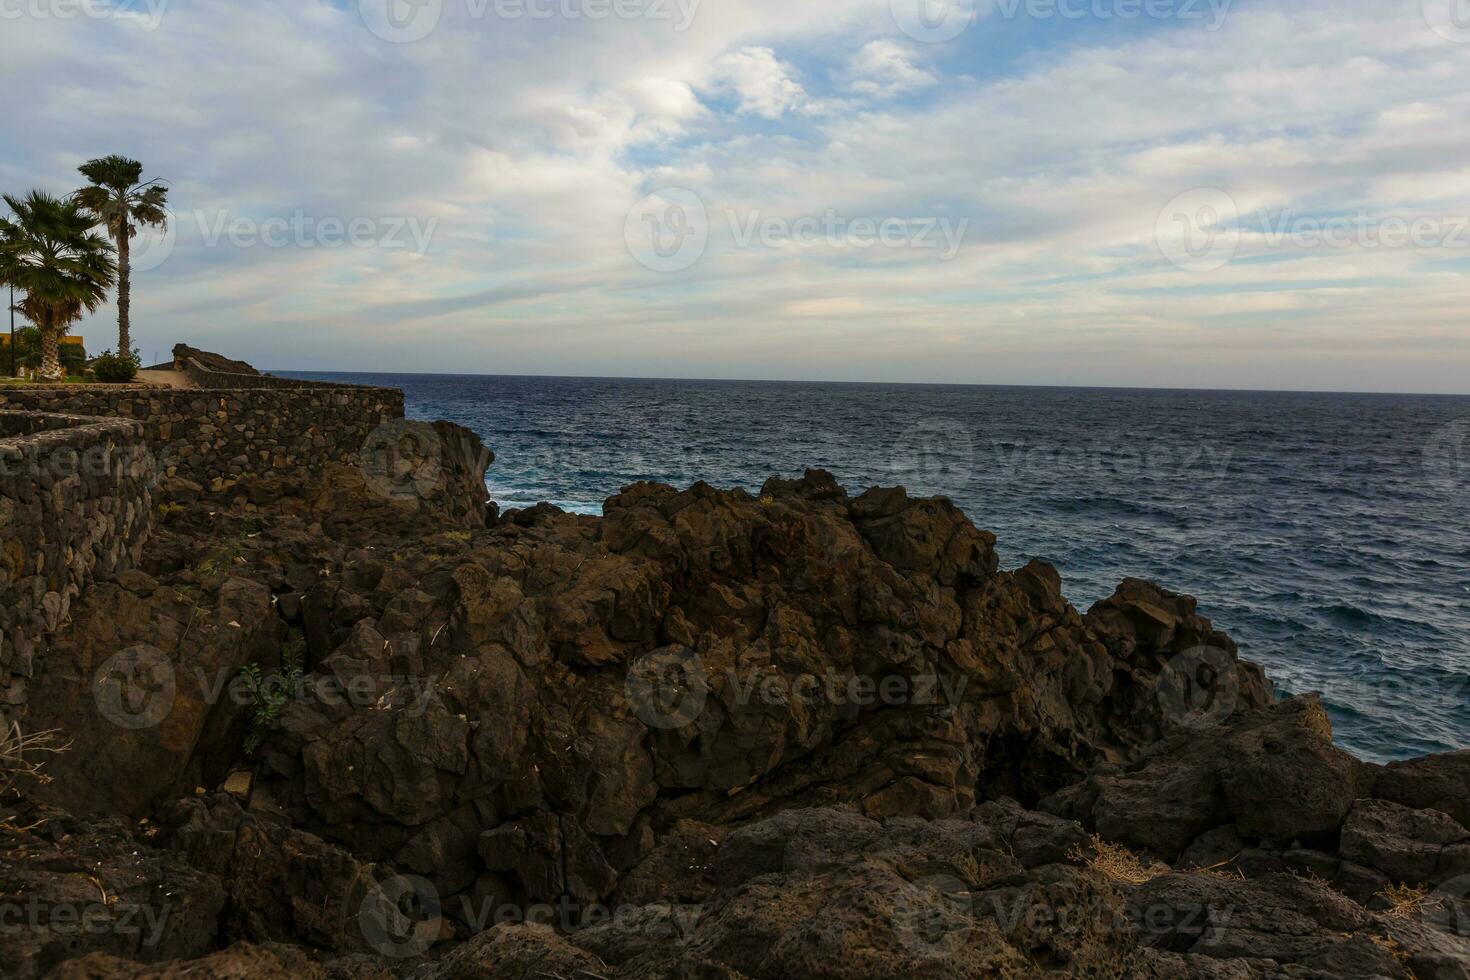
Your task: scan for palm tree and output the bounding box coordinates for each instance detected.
[0,192,116,381]
[74,155,168,358]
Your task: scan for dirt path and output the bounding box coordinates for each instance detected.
[135,368,199,389]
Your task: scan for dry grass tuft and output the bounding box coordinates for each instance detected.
[1376,883,1434,919]
[1190,858,1246,880]
[1368,934,1421,978]
[1071,834,1170,884]
[0,723,71,795]
[1290,867,1332,887]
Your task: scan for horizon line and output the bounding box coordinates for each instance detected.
[269,368,1470,400]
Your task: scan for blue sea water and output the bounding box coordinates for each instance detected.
[283,372,1470,764]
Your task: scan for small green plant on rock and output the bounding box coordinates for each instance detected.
[196,539,245,582]
[239,640,305,756]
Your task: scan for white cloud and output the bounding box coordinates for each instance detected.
[0,0,1466,391]
[844,40,935,98]
[706,47,807,119]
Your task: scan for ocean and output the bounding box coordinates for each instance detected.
[283,372,1470,764]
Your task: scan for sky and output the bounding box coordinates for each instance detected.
[1,0,1468,392]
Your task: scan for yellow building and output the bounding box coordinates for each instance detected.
[0,335,85,349]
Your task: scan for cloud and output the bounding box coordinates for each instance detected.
[0,0,1466,391]
[705,46,808,119]
[844,40,936,98]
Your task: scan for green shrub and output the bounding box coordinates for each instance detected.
[92,349,140,383]
[239,640,306,756]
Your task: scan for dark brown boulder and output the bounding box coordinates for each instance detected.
[0,802,224,980]
[160,794,382,952]
[1043,697,1368,859]
[1339,798,1470,886]
[1373,751,1470,830]
[19,459,1469,980]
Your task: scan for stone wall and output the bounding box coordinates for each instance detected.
[177,358,338,390]
[0,410,154,729]
[0,384,405,493]
[0,377,490,730]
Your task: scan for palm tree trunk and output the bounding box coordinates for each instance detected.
[117,227,131,356]
[38,316,62,382]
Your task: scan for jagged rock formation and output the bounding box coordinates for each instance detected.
[3,459,1467,979]
[170,344,260,377]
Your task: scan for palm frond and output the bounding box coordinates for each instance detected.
[0,190,117,319]
[130,185,171,230]
[78,155,145,191]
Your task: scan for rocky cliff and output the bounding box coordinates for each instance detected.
[3,449,1467,979]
